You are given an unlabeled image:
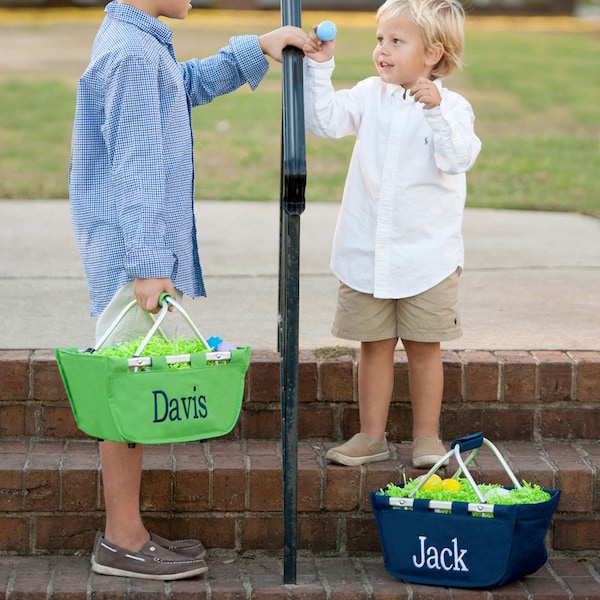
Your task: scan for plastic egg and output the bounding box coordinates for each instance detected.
[420,473,443,491]
[217,341,237,352]
[207,336,223,350]
[483,487,510,502]
[316,20,337,42]
[441,478,462,492]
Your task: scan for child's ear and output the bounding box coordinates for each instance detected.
[426,42,444,67]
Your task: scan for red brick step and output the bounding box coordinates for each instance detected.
[1,554,599,599]
[1,349,599,443]
[0,439,598,556]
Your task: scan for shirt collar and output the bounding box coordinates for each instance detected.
[105,1,173,46]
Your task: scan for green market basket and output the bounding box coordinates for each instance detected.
[54,294,250,444]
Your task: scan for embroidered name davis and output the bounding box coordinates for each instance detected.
[152,387,208,423]
[412,536,469,572]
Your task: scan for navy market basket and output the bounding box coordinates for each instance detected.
[370,432,560,589]
[55,294,251,445]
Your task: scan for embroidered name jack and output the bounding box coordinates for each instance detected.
[412,536,469,572]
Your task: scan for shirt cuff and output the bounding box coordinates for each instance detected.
[229,35,269,90]
[125,248,176,280]
[422,104,450,131]
[305,56,335,70]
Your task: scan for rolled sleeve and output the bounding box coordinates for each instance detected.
[181,35,269,106]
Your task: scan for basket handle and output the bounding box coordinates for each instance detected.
[92,299,142,353]
[409,432,522,502]
[91,293,210,355]
[451,436,522,489]
[451,431,484,452]
[157,294,211,351]
[132,294,210,357]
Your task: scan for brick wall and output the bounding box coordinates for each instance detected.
[1,348,599,442]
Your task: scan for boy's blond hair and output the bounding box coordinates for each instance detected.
[376,0,465,79]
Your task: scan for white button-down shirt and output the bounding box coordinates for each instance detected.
[304,58,482,299]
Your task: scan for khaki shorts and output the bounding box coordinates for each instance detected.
[95,281,183,347]
[332,270,462,343]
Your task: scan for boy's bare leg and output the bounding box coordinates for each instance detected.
[99,441,149,551]
[402,339,443,438]
[358,337,398,442]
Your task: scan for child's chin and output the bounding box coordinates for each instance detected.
[379,73,399,85]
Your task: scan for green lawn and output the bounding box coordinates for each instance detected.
[0,12,598,217]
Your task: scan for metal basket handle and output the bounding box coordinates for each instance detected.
[91,293,210,356]
[409,432,522,503]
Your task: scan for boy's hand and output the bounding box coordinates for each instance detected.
[410,77,441,110]
[134,277,176,314]
[303,25,335,63]
[258,26,309,63]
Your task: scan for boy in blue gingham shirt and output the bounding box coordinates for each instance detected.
[69,0,307,581]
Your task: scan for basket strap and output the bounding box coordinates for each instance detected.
[150,355,168,371]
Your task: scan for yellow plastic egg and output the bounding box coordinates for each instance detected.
[441,478,462,492]
[421,473,443,491]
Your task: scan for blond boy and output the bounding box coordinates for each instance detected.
[303,0,481,468]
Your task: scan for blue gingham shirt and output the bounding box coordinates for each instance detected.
[69,1,269,316]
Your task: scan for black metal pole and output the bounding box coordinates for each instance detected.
[279,0,306,585]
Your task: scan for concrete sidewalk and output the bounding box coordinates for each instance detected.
[1,200,599,351]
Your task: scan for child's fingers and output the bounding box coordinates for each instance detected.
[304,37,322,52]
[308,25,322,42]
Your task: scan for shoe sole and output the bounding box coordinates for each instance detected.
[326,449,390,466]
[412,455,449,469]
[91,556,208,581]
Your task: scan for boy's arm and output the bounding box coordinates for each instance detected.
[180,37,267,104]
[258,26,309,63]
[180,27,307,106]
[303,57,365,139]
[423,91,482,174]
[104,57,175,291]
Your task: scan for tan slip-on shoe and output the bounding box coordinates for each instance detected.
[412,435,449,469]
[326,432,390,466]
